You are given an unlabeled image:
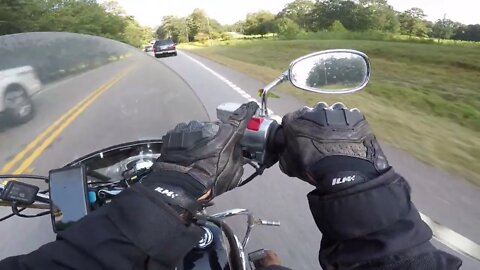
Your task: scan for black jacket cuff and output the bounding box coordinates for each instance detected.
[60,184,203,269]
[308,169,439,267]
[259,266,292,270]
[307,168,418,240]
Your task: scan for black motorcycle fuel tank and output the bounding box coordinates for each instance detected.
[177,222,229,270]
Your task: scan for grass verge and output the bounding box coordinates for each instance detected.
[182,39,480,184]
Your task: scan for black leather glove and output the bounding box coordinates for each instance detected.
[141,102,258,213]
[279,102,389,194]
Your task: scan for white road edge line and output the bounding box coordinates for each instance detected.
[180,50,480,262]
[180,51,274,115]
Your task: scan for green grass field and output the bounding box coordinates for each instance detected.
[181,39,480,184]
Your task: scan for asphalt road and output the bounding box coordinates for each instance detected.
[0,50,478,269]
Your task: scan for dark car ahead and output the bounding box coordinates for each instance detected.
[153,39,177,58]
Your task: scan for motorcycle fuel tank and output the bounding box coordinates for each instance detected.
[177,222,229,270]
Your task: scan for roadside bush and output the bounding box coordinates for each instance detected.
[194,32,210,41]
[220,32,233,40]
[211,31,223,40]
[276,18,301,40]
[329,20,348,32]
[297,31,391,41]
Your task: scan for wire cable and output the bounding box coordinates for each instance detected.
[0,207,26,221]
[12,203,50,218]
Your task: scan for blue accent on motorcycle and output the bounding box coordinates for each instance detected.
[88,191,97,203]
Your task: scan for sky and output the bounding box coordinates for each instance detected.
[110,0,479,28]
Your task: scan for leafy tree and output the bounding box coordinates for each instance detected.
[0,0,150,48]
[277,0,315,30]
[453,24,480,42]
[0,0,38,34]
[102,0,125,15]
[305,0,329,31]
[322,0,359,30]
[225,20,245,33]
[186,9,206,40]
[431,18,457,42]
[306,0,374,32]
[156,16,188,43]
[208,18,224,33]
[399,8,429,37]
[329,20,347,32]
[122,17,154,47]
[243,11,276,36]
[359,0,399,32]
[276,17,301,39]
[344,2,374,31]
[185,9,223,41]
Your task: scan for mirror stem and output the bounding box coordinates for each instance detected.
[260,71,288,116]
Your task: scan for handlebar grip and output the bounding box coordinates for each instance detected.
[264,121,285,168]
[240,117,285,167]
[266,123,285,157]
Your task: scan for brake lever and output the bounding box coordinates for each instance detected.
[239,165,266,187]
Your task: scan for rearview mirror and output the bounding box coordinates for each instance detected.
[289,50,370,94]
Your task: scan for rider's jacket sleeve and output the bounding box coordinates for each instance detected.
[0,184,203,270]
[307,168,463,270]
[259,265,292,270]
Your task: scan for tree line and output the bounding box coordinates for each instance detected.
[1,0,477,45]
[0,0,153,47]
[156,9,228,43]
[157,0,480,43]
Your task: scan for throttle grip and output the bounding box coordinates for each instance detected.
[216,103,285,166]
[260,121,285,168]
[267,124,285,155]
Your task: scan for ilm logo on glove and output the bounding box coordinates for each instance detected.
[154,187,179,199]
[332,175,356,186]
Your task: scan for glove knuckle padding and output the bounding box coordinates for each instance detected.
[312,141,368,159]
[158,101,258,198]
[279,103,390,182]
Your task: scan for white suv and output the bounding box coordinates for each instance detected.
[0,66,42,124]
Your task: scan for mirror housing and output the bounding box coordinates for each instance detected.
[288,49,371,94]
[259,49,371,116]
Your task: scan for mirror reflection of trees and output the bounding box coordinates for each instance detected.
[305,54,367,90]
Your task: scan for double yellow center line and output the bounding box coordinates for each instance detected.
[1,66,135,174]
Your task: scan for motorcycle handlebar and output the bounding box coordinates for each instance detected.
[240,116,286,168]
